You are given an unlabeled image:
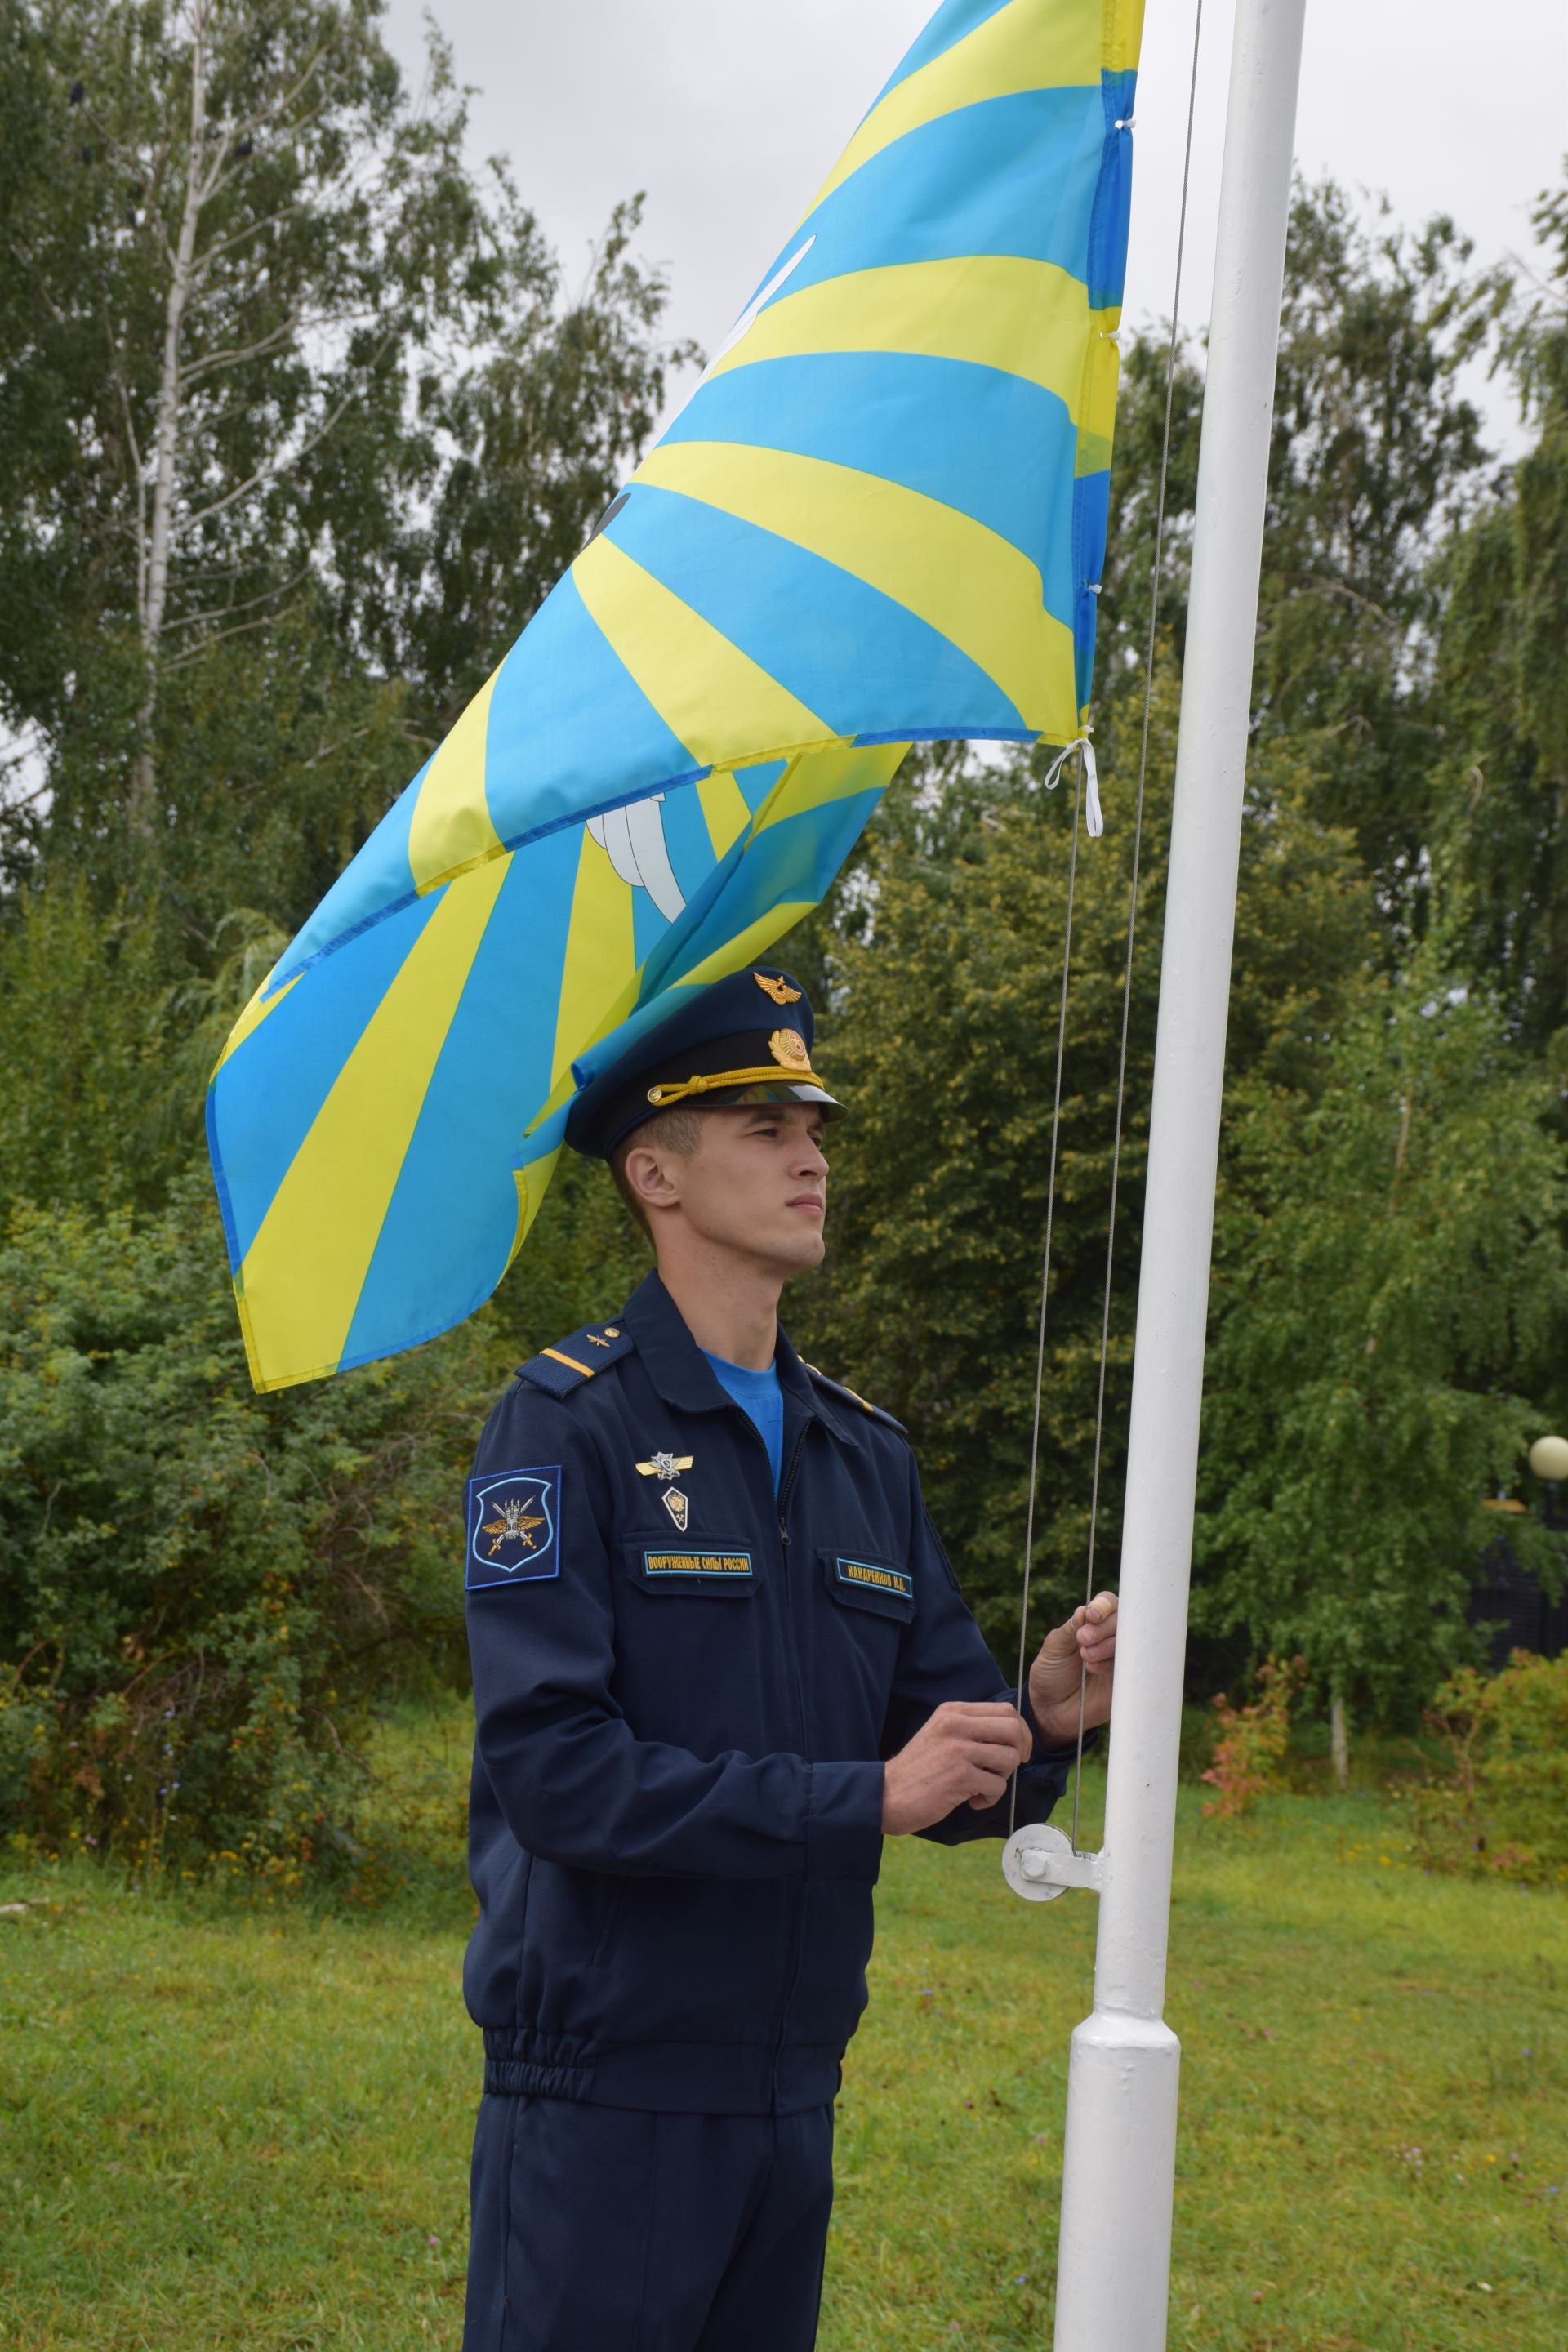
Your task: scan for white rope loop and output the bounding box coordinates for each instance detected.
[1040,736,1103,840]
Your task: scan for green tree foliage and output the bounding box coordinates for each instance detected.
[1435,183,1568,1052]
[0,1178,501,1878]
[1102,182,1498,901]
[1258,187,1497,884]
[791,706,1376,1655]
[2,32,1567,1883]
[491,1151,650,1367]
[0,0,689,1873]
[808,171,1555,1704]
[1194,942,1568,1729]
[0,884,170,1212]
[1410,1650,1568,1882]
[0,0,690,931]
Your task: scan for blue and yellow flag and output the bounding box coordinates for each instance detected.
[207,0,1145,1390]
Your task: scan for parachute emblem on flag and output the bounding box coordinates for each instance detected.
[586,795,685,921]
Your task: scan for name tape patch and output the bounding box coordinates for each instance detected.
[466,1466,562,1590]
[642,1548,754,1579]
[835,1557,913,1601]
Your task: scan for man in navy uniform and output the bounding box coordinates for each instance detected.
[461,965,1117,2352]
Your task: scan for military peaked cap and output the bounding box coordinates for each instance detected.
[565,966,841,1161]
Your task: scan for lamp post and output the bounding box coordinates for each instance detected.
[1527,1433,1568,1532]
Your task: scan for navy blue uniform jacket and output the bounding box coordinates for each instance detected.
[464,1273,1076,2116]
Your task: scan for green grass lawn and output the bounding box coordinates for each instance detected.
[2,1704,1564,2350]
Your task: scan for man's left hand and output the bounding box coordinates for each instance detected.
[1027,1592,1118,1748]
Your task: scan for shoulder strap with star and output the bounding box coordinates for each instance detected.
[803,1360,906,1434]
[517,1320,635,1398]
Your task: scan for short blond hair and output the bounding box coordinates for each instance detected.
[609,1104,710,1238]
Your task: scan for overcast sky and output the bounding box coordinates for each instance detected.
[384,0,1567,443]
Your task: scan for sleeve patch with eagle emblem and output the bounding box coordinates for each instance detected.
[466,1465,563,1590]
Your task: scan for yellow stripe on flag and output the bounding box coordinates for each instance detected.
[1076,319,1122,473]
[809,0,1100,213]
[635,441,1076,735]
[710,256,1115,441]
[408,659,506,895]
[670,744,911,987]
[212,967,301,1080]
[1106,0,1144,76]
[574,534,833,768]
[237,853,512,1388]
[507,1145,562,1268]
[752,741,911,827]
[696,771,755,856]
[674,904,822,991]
[550,826,638,1094]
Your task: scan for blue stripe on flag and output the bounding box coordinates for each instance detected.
[654,780,721,904]
[1072,467,1111,711]
[216,889,441,1263]
[273,758,425,991]
[482,571,704,846]
[662,350,1080,626]
[631,880,666,968]
[761,90,1106,301]
[732,762,786,814]
[636,761,791,1000]
[339,827,581,1371]
[657,785,890,986]
[1086,74,1138,310]
[606,482,1029,742]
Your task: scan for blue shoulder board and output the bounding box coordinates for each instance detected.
[518,1320,635,1398]
[804,1361,906,1434]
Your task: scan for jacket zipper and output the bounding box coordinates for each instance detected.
[768,1425,813,2100]
[773,1425,809,1741]
[712,1403,817,2100]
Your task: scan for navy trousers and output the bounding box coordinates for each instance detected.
[462,2095,835,2352]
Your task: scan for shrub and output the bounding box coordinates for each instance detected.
[1200,1655,1306,1820]
[0,1178,501,1885]
[1407,1651,1568,1883]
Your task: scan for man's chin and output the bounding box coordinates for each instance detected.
[769,1227,828,1277]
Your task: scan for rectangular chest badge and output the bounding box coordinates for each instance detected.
[642,1548,753,1580]
[466,1466,562,1590]
[835,1557,913,1602]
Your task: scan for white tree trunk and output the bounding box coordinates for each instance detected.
[1330,1691,1350,1790]
[131,0,211,829]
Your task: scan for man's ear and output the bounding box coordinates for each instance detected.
[621,1143,682,1218]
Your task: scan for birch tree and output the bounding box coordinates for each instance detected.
[0,0,689,926]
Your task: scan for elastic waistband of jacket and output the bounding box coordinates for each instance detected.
[479,2028,843,2115]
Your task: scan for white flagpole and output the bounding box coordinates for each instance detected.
[1049,0,1307,2343]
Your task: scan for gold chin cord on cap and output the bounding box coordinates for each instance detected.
[646,1062,824,1108]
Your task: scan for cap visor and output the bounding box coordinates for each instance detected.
[786,1081,843,1115]
[693,1079,844,1116]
